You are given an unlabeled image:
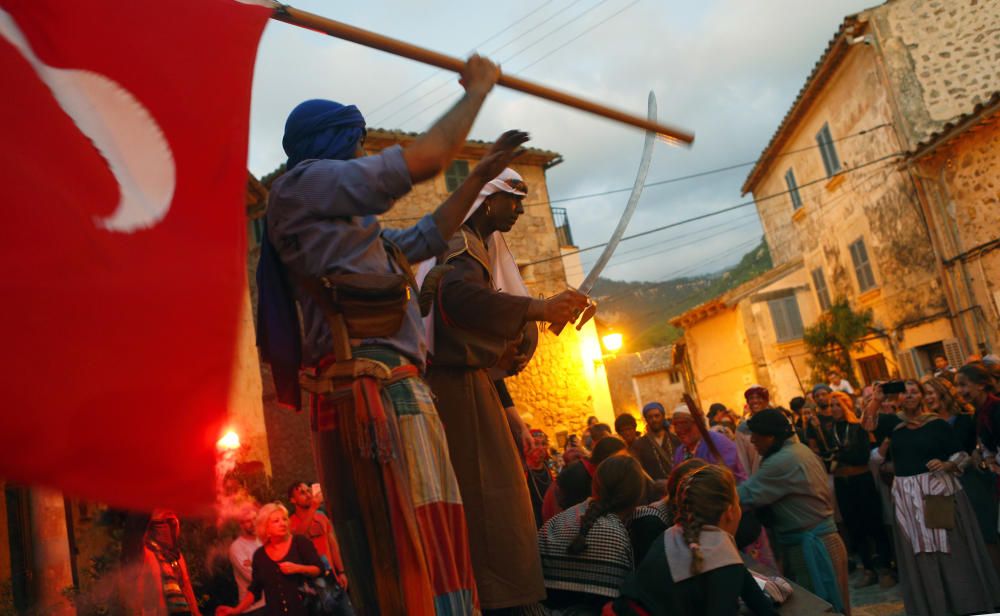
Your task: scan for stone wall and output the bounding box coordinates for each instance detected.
[604,346,685,419]
[877,0,1000,147]
[915,116,1000,352]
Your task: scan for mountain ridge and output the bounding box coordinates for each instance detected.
[592,238,773,352]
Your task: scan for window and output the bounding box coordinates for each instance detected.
[816,123,841,177]
[811,267,832,311]
[857,354,889,384]
[444,160,470,192]
[767,295,805,342]
[785,168,803,210]
[849,237,877,292]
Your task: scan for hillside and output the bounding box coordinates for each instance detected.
[592,238,772,351]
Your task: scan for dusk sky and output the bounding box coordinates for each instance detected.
[247,0,877,282]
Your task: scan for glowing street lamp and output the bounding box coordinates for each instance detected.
[602,333,623,354]
[217,430,241,451]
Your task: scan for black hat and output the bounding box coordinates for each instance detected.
[746,408,793,437]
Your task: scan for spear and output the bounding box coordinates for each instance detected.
[266,3,695,144]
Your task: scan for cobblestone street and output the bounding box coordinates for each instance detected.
[848,568,903,616]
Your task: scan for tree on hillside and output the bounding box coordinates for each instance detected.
[803,298,873,388]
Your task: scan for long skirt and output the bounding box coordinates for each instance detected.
[893,479,1000,616]
[312,347,478,616]
[426,364,546,610]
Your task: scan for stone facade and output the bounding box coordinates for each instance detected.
[604,345,686,419]
[875,0,1000,147]
[911,99,1000,352]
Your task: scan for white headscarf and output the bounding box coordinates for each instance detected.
[416,168,530,354]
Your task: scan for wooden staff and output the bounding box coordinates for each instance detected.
[269,4,695,144]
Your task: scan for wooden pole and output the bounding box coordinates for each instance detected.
[270,4,695,144]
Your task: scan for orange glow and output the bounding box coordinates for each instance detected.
[217,430,240,451]
[602,333,623,353]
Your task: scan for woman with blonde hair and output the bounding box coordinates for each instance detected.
[873,380,1000,615]
[218,503,325,616]
[613,464,779,615]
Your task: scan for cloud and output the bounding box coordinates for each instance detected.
[248,0,874,280]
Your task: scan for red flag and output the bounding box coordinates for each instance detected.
[0,0,270,513]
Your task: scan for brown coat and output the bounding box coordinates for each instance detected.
[425,228,545,609]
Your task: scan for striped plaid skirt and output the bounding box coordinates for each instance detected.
[311,346,477,616]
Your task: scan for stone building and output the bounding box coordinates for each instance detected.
[671,259,819,412]
[675,0,999,406]
[603,345,686,420]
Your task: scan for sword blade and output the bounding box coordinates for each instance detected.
[577,90,657,294]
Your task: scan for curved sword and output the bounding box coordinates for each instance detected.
[551,90,658,334]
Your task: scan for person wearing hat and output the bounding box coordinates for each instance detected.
[670,403,746,482]
[737,409,851,615]
[422,167,589,611]
[630,402,682,481]
[733,385,769,476]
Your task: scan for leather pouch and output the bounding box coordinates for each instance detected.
[923,494,956,529]
[320,273,409,338]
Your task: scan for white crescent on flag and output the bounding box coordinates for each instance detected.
[0,8,176,234]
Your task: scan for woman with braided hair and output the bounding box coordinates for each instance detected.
[537,455,645,614]
[612,465,779,616]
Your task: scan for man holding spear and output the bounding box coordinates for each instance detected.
[257,55,530,615]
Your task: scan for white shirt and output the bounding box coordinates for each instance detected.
[830,379,854,394]
[229,535,266,610]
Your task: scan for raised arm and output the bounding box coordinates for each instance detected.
[431,129,529,240]
[402,54,501,182]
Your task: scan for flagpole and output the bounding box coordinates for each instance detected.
[269,4,695,144]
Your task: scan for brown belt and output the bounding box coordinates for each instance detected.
[834,464,870,478]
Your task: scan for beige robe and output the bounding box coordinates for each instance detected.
[425,228,546,609]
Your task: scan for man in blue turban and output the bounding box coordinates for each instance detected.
[256,54,543,615]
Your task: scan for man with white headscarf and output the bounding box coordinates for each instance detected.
[420,168,589,613]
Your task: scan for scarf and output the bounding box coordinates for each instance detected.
[256,100,367,409]
[663,524,742,583]
[775,517,843,612]
[415,168,529,355]
[145,520,188,613]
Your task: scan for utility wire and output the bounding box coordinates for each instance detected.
[515,0,640,73]
[372,0,590,125]
[377,0,626,126]
[379,123,891,223]
[522,150,903,267]
[367,0,566,121]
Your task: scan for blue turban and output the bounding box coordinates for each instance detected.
[812,383,832,395]
[282,99,366,169]
[642,402,665,417]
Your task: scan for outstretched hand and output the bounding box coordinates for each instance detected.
[474,130,530,181]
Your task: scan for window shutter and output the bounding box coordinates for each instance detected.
[786,296,804,338]
[768,298,790,342]
[942,338,964,369]
[896,350,916,379]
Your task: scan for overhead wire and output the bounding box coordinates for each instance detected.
[379,123,891,223]
[366,0,567,121]
[522,149,904,267]
[372,0,595,125]
[377,0,633,127]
